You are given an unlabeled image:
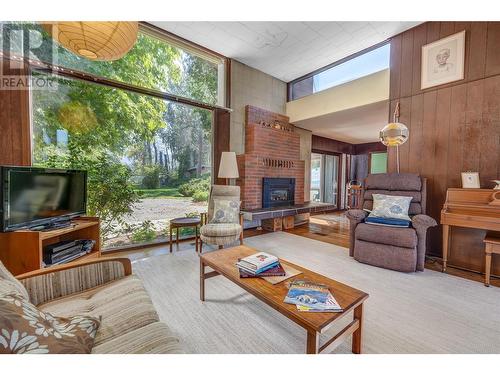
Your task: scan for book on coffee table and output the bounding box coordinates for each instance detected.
[239,262,286,278]
[237,252,279,271]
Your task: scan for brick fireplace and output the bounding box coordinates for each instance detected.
[236,105,305,210]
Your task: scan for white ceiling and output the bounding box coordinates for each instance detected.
[151,21,420,82]
[294,100,388,144]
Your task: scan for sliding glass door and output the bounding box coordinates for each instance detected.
[323,154,340,206]
[310,153,340,208]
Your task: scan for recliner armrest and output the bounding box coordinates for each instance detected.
[411,214,437,231]
[345,209,368,223]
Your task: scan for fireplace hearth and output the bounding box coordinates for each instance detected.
[262,177,295,208]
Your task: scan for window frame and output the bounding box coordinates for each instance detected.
[287,40,390,102]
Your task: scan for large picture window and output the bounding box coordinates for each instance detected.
[32,72,212,249]
[0,21,226,250]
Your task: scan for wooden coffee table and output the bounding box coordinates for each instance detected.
[199,245,369,354]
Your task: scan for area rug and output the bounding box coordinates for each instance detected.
[132,232,500,354]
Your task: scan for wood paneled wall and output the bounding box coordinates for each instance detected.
[352,142,387,155]
[389,22,500,273]
[312,135,354,154]
[0,58,31,166]
[312,136,387,156]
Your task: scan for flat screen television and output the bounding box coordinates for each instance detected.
[0,166,87,232]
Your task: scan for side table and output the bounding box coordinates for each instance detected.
[169,217,201,253]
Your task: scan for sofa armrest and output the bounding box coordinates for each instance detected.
[411,214,437,231]
[345,209,368,223]
[411,215,437,271]
[16,258,132,306]
[345,210,368,257]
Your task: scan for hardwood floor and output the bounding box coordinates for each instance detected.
[244,211,349,247]
[103,210,499,287]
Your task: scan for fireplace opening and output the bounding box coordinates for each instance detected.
[262,177,295,208]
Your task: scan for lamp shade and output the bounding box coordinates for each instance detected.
[218,152,239,179]
[379,122,409,147]
[42,22,139,61]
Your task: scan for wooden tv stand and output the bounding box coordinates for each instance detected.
[0,217,101,276]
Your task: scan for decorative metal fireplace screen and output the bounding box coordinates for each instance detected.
[262,177,295,208]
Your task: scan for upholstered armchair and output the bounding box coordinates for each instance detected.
[199,185,243,252]
[345,173,437,272]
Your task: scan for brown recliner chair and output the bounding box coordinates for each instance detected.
[345,173,437,272]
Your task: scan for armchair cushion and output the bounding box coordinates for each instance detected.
[0,261,29,300]
[208,185,240,222]
[200,223,242,237]
[355,223,418,249]
[210,199,240,224]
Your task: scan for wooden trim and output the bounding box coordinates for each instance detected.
[225,58,232,108]
[0,58,31,166]
[213,108,231,185]
[15,257,132,280]
[1,52,231,113]
[102,232,202,254]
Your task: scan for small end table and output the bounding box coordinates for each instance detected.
[169,217,201,253]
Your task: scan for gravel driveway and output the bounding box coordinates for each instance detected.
[105,197,207,248]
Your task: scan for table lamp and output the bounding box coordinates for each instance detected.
[218,152,239,185]
[379,102,409,173]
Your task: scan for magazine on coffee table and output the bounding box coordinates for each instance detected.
[284,280,343,312]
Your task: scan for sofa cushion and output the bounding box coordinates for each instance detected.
[91,322,182,354]
[38,275,159,346]
[355,223,418,249]
[0,261,29,300]
[200,223,242,237]
[0,293,100,354]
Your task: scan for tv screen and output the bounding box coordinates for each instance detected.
[0,166,87,232]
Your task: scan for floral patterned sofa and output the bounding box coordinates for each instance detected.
[0,258,182,354]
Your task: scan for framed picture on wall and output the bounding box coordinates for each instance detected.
[421,30,466,90]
